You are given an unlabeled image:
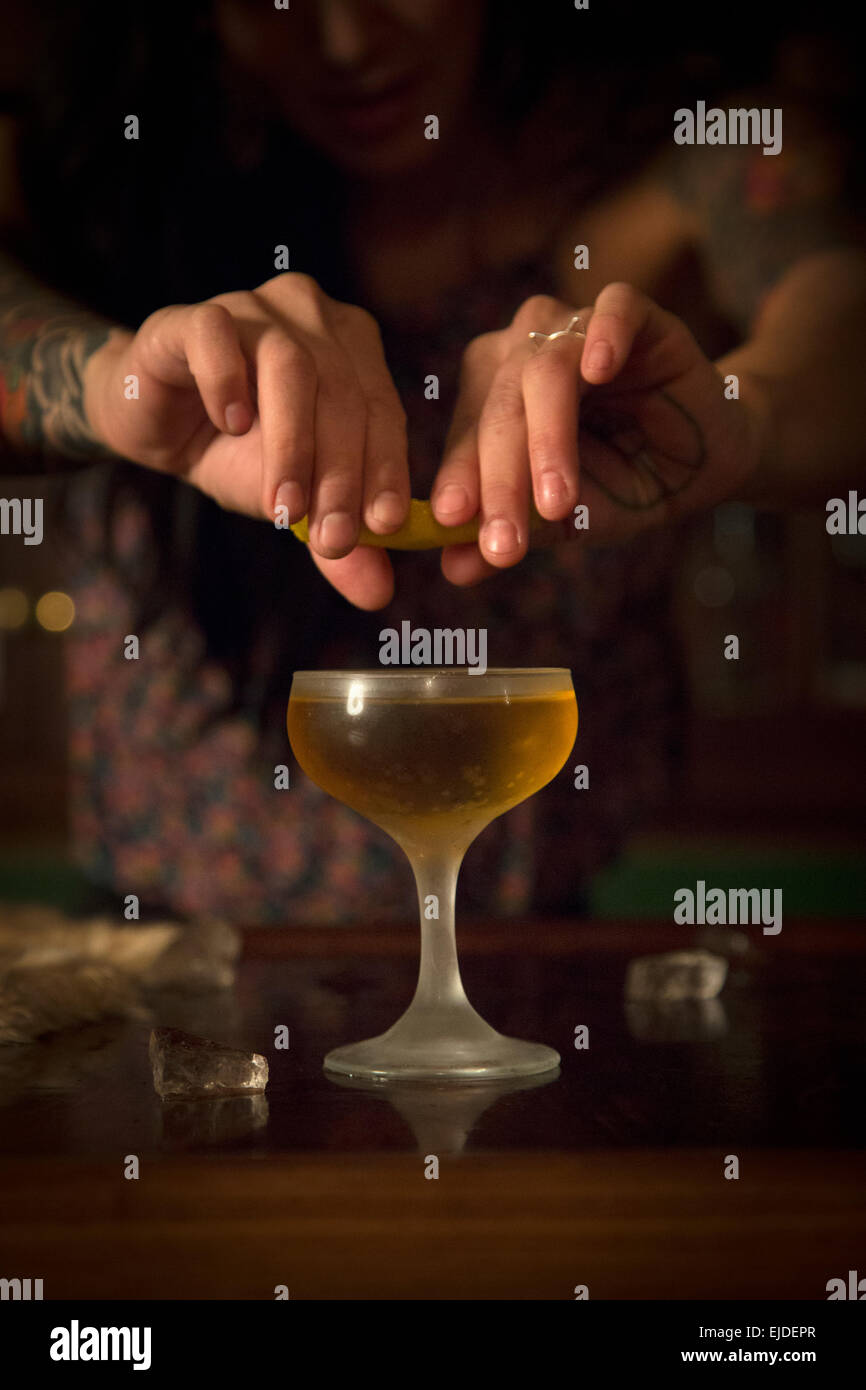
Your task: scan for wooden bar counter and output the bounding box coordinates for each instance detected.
[0,919,863,1299]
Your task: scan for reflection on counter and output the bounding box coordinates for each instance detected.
[328,1070,559,1155]
[625,998,728,1043]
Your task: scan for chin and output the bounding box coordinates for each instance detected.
[341,146,439,179]
[303,126,443,180]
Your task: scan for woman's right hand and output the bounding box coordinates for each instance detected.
[84,272,409,609]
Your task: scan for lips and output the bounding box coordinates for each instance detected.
[320,72,422,140]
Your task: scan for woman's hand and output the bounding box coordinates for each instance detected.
[84,272,409,608]
[431,283,765,586]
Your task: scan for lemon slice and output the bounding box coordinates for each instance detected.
[290,498,543,551]
[290,498,478,550]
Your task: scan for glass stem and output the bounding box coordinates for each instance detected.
[408,850,473,1011]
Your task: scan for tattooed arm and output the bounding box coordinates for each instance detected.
[0,249,130,471]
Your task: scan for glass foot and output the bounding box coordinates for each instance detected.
[323,1004,560,1081]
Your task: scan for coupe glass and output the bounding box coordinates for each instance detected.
[287,668,577,1080]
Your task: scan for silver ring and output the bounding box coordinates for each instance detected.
[528,315,587,348]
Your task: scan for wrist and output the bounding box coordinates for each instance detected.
[716,358,777,504]
[82,327,134,455]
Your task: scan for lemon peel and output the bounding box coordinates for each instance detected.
[290,498,544,551]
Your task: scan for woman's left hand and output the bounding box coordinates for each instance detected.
[431,283,764,585]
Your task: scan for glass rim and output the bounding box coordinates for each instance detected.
[289,668,576,700]
[291,667,572,678]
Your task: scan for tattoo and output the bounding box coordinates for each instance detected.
[0,253,118,470]
[580,390,707,510]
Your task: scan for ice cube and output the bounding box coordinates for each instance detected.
[625,949,728,1002]
[149,1027,268,1100]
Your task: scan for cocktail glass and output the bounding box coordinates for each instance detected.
[287,668,577,1080]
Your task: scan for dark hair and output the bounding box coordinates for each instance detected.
[8,0,841,742]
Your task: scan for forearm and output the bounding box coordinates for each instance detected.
[717,249,866,507]
[0,250,130,472]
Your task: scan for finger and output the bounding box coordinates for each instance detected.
[146,303,254,435]
[255,278,368,553]
[440,542,498,587]
[510,292,575,341]
[580,282,651,385]
[306,347,367,559]
[431,332,500,527]
[254,328,317,524]
[522,328,585,521]
[476,357,531,568]
[307,543,395,610]
[335,306,410,535]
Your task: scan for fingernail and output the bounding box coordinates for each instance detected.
[586,343,613,374]
[434,484,469,518]
[274,479,305,523]
[483,518,519,555]
[540,470,566,507]
[319,510,356,552]
[225,401,251,434]
[370,490,404,526]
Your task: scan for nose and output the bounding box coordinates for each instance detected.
[317,0,371,67]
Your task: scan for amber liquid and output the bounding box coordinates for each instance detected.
[288,691,577,852]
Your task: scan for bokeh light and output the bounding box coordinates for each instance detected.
[35,591,75,632]
[0,587,29,631]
